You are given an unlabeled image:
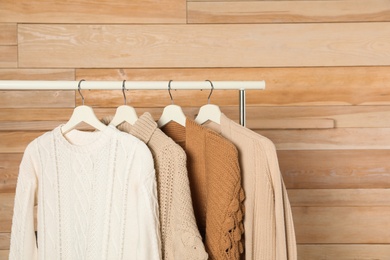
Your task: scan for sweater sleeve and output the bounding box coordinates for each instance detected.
[267,141,297,260]
[9,141,38,260]
[139,168,162,260]
[163,146,208,260]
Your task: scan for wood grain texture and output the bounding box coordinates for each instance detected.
[244,106,390,128]
[0,233,10,250]
[0,121,70,131]
[0,154,21,193]
[77,67,390,106]
[5,106,390,129]
[0,46,17,68]
[19,23,390,68]
[0,69,74,80]
[0,24,17,45]
[0,193,14,232]
[0,132,43,153]
[257,128,390,150]
[0,0,186,24]
[188,0,390,24]
[279,150,390,189]
[0,250,8,260]
[293,206,390,243]
[74,89,240,107]
[288,189,390,207]
[297,244,390,260]
[0,91,75,108]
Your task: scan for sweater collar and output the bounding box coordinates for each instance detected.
[130,112,158,144]
[54,124,118,153]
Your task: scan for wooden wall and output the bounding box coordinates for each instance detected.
[1,0,390,259]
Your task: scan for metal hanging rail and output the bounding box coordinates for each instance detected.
[0,80,265,90]
[0,80,266,126]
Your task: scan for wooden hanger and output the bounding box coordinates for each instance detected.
[110,80,138,126]
[157,80,186,127]
[61,80,107,134]
[195,80,221,125]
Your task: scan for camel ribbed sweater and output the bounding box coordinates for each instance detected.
[102,113,208,260]
[161,119,245,260]
[204,114,297,260]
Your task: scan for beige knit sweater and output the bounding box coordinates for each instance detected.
[161,119,245,260]
[102,113,207,260]
[204,114,297,260]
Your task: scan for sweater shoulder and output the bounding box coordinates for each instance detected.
[115,130,155,170]
[206,128,239,157]
[150,129,186,157]
[227,120,277,150]
[23,130,55,157]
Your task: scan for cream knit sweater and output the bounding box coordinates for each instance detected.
[102,113,208,260]
[9,125,161,260]
[204,114,297,260]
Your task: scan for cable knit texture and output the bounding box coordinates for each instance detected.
[9,125,161,260]
[161,118,245,260]
[101,113,208,260]
[204,114,297,260]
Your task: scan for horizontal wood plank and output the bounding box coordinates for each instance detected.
[0,233,10,250]
[188,0,390,24]
[0,193,14,232]
[75,89,240,107]
[0,0,186,24]
[258,128,390,150]
[0,132,43,153]
[0,91,75,108]
[0,154,21,193]
[19,23,390,68]
[0,24,17,45]
[297,244,390,260]
[5,106,390,129]
[0,250,8,260]
[293,206,390,243]
[0,69,74,80]
[77,67,390,106]
[279,150,390,189]
[288,189,390,207]
[245,106,390,128]
[0,46,17,68]
[0,121,71,131]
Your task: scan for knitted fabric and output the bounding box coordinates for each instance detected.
[9,125,161,260]
[161,119,245,260]
[204,114,297,260]
[102,113,208,260]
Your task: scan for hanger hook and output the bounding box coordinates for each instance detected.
[168,80,174,104]
[205,79,214,104]
[122,80,127,105]
[78,79,85,105]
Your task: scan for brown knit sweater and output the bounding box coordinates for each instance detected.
[102,113,208,260]
[161,118,245,260]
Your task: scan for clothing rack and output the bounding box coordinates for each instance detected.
[0,80,266,126]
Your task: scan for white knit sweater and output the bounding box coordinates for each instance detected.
[9,125,161,260]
